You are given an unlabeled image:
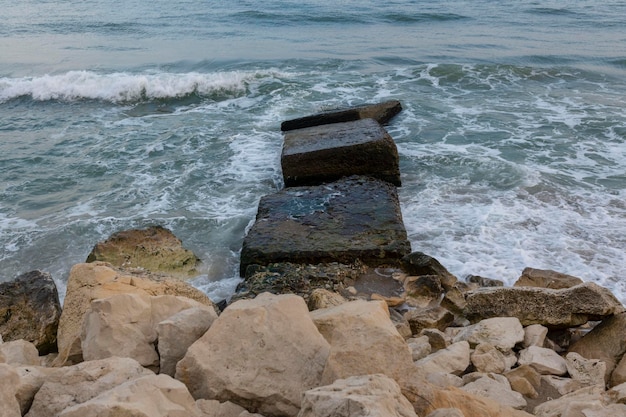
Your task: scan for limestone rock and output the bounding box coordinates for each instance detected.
[26,356,153,417]
[415,341,470,376]
[240,176,411,276]
[280,100,402,131]
[426,409,465,417]
[532,385,608,417]
[0,270,62,354]
[425,372,464,388]
[404,275,444,307]
[58,374,201,417]
[523,324,548,348]
[81,293,207,370]
[307,288,347,310]
[298,374,417,417]
[419,328,450,352]
[86,225,200,279]
[0,364,21,417]
[461,375,527,410]
[505,365,541,398]
[157,306,218,377]
[463,283,624,328]
[471,343,509,374]
[541,375,584,396]
[514,267,583,289]
[518,346,568,375]
[611,353,626,387]
[453,317,524,351]
[176,293,330,417]
[408,336,432,361]
[196,400,264,417]
[466,275,503,288]
[0,339,40,366]
[568,312,626,383]
[310,299,414,384]
[281,118,401,187]
[55,262,213,366]
[566,352,606,387]
[405,306,454,335]
[14,365,57,416]
[400,252,458,291]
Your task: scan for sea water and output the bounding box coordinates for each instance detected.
[1,0,625,303]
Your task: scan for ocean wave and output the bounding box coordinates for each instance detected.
[0,70,283,103]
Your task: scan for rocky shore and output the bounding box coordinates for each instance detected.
[2,101,625,417]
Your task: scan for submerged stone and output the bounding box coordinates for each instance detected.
[240,176,411,276]
[281,118,401,187]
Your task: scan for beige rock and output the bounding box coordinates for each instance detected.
[566,352,606,387]
[298,374,418,417]
[461,375,527,410]
[310,299,414,384]
[407,336,432,361]
[176,293,329,417]
[419,328,450,352]
[607,382,626,404]
[505,365,541,398]
[86,225,201,279]
[157,306,218,377]
[15,366,58,415]
[415,341,470,376]
[518,346,568,375]
[612,354,626,387]
[425,372,464,388]
[0,364,21,417]
[307,289,346,310]
[523,324,548,348]
[426,409,465,417]
[26,357,153,417]
[568,312,626,383]
[196,399,264,417]
[541,375,584,396]
[440,284,467,315]
[56,262,213,366]
[405,306,454,334]
[464,283,624,328]
[81,293,206,370]
[471,343,509,374]
[0,339,40,366]
[514,268,584,289]
[532,385,605,417]
[453,317,524,351]
[58,374,201,417]
[426,386,534,417]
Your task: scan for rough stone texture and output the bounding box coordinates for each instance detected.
[514,267,584,289]
[404,275,444,306]
[426,409,465,417]
[157,306,218,377]
[518,346,568,375]
[523,324,549,348]
[26,357,153,417]
[307,288,347,310]
[58,374,201,417]
[280,100,402,131]
[463,283,625,328]
[175,293,330,417]
[461,375,527,410]
[471,343,509,374]
[298,374,417,417]
[86,225,201,279]
[14,365,57,416]
[405,306,454,335]
[310,299,414,384]
[0,363,22,417]
[466,275,503,288]
[453,317,524,351]
[55,262,213,366]
[419,328,450,352]
[196,400,264,417]
[81,293,206,370]
[540,375,583,396]
[0,270,62,354]
[505,365,542,398]
[568,312,626,383]
[281,118,401,187]
[0,339,40,366]
[532,385,607,417]
[408,336,432,361]
[414,341,471,376]
[611,353,626,387]
[240,176,411,276]
[565,352,606,387]
[400,252,458,291]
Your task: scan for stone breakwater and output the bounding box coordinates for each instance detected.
[2,101,626,417]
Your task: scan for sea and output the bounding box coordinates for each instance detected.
[1,0,625,304]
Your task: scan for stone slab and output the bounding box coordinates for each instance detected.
[239,176,411,276]
[280,100,402,131]
[281,118,401,187]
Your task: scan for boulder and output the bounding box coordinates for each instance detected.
[419,328,450,352]
[0,364,21,417]
[505,365,542,398]
[175,293,330,417]
[463,283,624,328]
[57,374,201,417]
[426,409,465,417]
[400,252,458,291]
[453,317,524,351]
[157,306,218,377]
[310,299,414,384]
[280,100,402,131]
[405,306,454,334]
[81,293,208,370]
[414,341,470,376]
[611,353,626,387]
[298,374,417,417]
[565,352,606,387]
[55,262,213,366]
[523,324,548,348]
[461,375,527,410]
[281,118,401,187]
[407,336,432,361]
[14,365,57,416]
[86,225,200,278]
[514,267,583,289]
[307,288,347,311]
[518,346,568,376]
[0,339,40,366]
[471,343,509,374]
[26,357,153,417]
[196,400,264,417]
[0,270,62,354]
[568,312,626,383]
[239,176,411,276]
[532,385,608,417]
[466,275,503,288]
[404,275,444,307]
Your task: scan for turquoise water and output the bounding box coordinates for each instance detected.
[1,0,625,302]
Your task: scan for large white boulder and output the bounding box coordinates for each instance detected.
[415,341,471,376]
[0,340,40,366]
[0,364,21,417]
[453,317,524,351]
[518,346,567,375]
